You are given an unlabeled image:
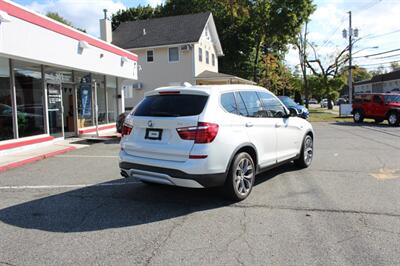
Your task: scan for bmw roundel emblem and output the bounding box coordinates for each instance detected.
[148,120,153,127]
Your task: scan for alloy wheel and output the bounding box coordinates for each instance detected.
[303,136,313,166]
[388,113,398,125]
[234,158,254,196]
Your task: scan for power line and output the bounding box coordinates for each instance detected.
[318,15,347,49]
[353,48,400,58]
[357,60,400,67]
[357,53,400,60]
[364,29,400,40]
[358,0,383,13]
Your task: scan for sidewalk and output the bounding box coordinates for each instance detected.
[0,138,92,173]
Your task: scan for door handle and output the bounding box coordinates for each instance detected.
[245,122,253,128]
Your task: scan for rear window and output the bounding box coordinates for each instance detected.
[134,94,209,117]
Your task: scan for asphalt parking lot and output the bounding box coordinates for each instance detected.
[1,122,400,266]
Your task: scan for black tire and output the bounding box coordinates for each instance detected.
[374,118,384,124]
[387,111,399,126]
[353,109,364,123]
[223,152,255,201]
[295,135,314,169]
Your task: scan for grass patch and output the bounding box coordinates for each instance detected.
[308,108,352,122]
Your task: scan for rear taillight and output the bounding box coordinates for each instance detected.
[176,122,219,143]
[121,124,133,136]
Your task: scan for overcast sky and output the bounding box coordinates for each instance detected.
[13,0,400,71]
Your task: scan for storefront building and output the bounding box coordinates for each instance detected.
[0,0,138,148]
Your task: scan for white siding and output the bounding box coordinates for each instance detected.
[127,46,195,108]
[194,24,219,76]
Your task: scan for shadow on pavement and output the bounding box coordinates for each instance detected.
[333,121,391,128]
[0,164,294,233]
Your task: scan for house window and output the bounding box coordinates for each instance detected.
[212,54,215,66]
[147,50,154,62]
[206,51,209,64]
[199,47,203,62]
[168,47,179,62]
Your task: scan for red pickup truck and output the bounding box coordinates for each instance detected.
[352,93,400,126]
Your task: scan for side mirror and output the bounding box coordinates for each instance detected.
[288,107,299,117]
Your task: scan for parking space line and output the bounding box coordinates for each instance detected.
[0,182,141,190]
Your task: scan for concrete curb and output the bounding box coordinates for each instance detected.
[0,146,76,173]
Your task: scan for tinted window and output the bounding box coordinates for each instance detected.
[239,91,263,117]
[221,93,238,114]
[373,95,382,103]
[134,95,208,117]
[235,92,248,116]
[257,92,286,118]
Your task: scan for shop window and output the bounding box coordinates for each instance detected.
[13,60,45,138]
[93,74,107,125]
[106,76,118,123]
[0,57,13,141]
[76,72,93,128]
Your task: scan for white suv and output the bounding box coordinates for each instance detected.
[120,85,314,201]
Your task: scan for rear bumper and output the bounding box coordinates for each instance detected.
[119,161,227,188]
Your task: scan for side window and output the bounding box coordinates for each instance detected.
[199,47,203,62]
[373,95,382,103]
[147,50,154,62]
[239,91,263,117]
[168,47,179,62]
[257,92,286,118]
[234,92,249,116]
[220,92,238,114]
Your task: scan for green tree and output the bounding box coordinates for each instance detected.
[111,0,315,82]
[46,12,86,32]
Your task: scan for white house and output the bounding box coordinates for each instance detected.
[112,12,254,108]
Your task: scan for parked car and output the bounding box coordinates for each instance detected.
[309,98,318,104]
[278,96,310,119]
[119,85,314,201]
[336,98,347,105]
[320,98,334,108]
[116,111,130,133]
[352,93,400,126]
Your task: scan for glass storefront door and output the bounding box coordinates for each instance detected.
[46,82,64,137]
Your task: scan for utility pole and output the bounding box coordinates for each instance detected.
[343,11,358,104]
[348,11,353,104]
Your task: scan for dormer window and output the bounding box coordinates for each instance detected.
[206,51,209,64]
[147,50,154,62]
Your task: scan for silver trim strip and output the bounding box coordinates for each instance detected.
[123,169,204,188]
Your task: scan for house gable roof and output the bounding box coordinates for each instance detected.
[112,12,223,56]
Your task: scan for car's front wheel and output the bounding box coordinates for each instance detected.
[295,135,314,168]
[353,110,364,123]
[224,152,255,201]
